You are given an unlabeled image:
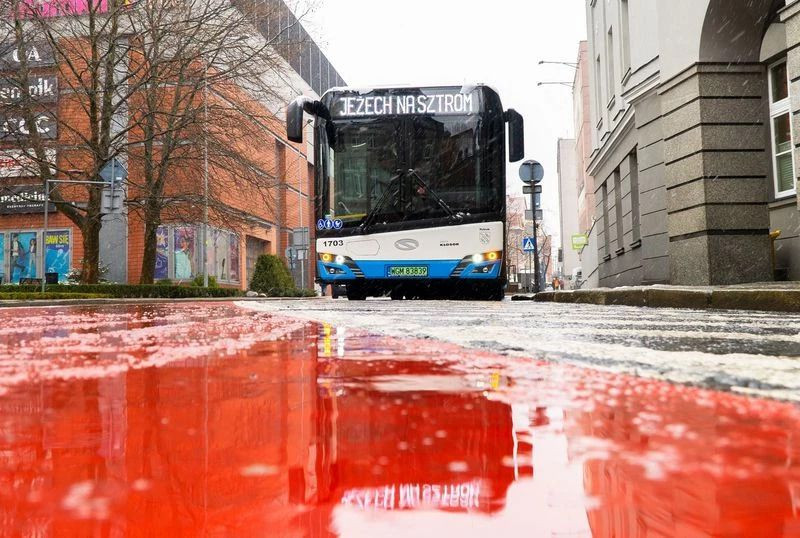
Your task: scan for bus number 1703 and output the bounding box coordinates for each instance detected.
[322,240,344,248]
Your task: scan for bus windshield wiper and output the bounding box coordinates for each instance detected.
[406,169,461,222]
[360,171,405,232]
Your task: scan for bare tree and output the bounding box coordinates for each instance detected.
[0,0,315,283]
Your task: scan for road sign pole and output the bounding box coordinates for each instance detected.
[530,190,541,294]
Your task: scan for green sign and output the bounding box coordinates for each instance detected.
[571,234,589,251]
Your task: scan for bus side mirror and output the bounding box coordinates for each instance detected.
[287,97,314,143]
[505,109,524,162]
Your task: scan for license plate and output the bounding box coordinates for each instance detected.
[387,266,428,278]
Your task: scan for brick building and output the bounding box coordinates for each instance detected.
[0,0,344,289]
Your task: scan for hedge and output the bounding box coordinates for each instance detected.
[0,284,244,299]
[0,292,112,300]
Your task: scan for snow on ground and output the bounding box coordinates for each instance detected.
[238,299,800,402]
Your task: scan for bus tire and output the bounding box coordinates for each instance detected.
[346,285,367,301]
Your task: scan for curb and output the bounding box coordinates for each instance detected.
[0,296,323,308]
[531,288,800,313]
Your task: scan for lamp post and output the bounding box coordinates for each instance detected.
[203,57,209,288]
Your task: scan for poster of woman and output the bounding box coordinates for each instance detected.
[173,227,195,280]
[10,232,37,283]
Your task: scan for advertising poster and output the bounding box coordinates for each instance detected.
[155,226,169,280]
[10,231,37,283]
[173,227,195,280]
[229,234,239,282]
[0,233,5,284]
[44,230,70,282]
[215,231,228,281]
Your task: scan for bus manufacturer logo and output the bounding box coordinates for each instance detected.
[394,239,419,251]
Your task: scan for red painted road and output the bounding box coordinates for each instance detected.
[0,303,798,537]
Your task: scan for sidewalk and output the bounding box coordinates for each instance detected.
[514,282,800,313]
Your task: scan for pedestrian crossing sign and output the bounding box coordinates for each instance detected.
[522,237,536,252]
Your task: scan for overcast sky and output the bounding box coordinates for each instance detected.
[303,1,587,241]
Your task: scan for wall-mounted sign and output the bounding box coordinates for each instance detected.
[16,0,122,18]
[331,90,479,118]
[0,186,55,214]
[0,41,55,68]
[0,112,57,139]
[0,148,56,177]
[571,233,589,251]
[0,75,57,104]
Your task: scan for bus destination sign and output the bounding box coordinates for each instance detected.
[332,91,478,118]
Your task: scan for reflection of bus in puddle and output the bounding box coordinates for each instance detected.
[315,368,526,515]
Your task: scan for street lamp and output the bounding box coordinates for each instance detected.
[538,60,578,69]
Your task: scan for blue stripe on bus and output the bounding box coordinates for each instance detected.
[318,260,501,281]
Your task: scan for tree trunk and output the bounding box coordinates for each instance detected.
[139,201,161,284]
[81,216,102,284]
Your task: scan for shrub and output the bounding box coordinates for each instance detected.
[249,255,295,294]
[0,284,243,299]
[0,292,112,300]
[191,275,218,288]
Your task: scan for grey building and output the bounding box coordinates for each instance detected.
[557,138,582,286]
[585,0,800,286]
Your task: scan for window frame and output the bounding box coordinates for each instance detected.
[768,58,796,199]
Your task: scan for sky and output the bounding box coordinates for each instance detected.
[303,0,587,242]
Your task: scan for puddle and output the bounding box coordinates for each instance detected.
[0,303,798,536]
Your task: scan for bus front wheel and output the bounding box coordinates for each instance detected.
[346,285,367,301]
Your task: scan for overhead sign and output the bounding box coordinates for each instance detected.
[571,233,589,251]
[0,75,57,104]
[331,90,479,118]
[0,185,55,214]
[0,41,55,68]
[0,112,57,139]
[0,148,55,177]
[522,237,536,253]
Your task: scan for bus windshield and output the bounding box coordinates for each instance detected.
[317,112,501,229]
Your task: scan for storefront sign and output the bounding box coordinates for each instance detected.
[0,41,55,68]
[0,112,57,139]
[17,0,112,18]
[0,148,56,177]
[0,75,57,104]
[0,186,55,214]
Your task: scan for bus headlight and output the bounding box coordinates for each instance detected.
[472,251,501,264]
[320,253,333,263]
[335,255,346,265]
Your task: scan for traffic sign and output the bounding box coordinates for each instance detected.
[99,158,127,183]
[522,237,536,252]
[522,184,542,195]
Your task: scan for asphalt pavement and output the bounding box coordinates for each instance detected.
[245,297,800,402]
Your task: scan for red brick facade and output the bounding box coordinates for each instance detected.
[0,46,316,290]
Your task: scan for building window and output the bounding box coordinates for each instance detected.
[595,54,604,128]
[0,229,71,284]
[606,28,615,106]
[768,59,796,198]
[629,150,641,245]
[601,182,611,259]
[613,168,624,254]
[155,224,240,284]
[620,0,631,79]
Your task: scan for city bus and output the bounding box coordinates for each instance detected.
[286,84,524,301]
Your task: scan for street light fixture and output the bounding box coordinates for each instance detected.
[538,60,578,69]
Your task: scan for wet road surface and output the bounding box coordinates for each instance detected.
[255,298,800,402]
[0,302,798,537]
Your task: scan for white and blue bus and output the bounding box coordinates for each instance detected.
[287,85,524,300]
